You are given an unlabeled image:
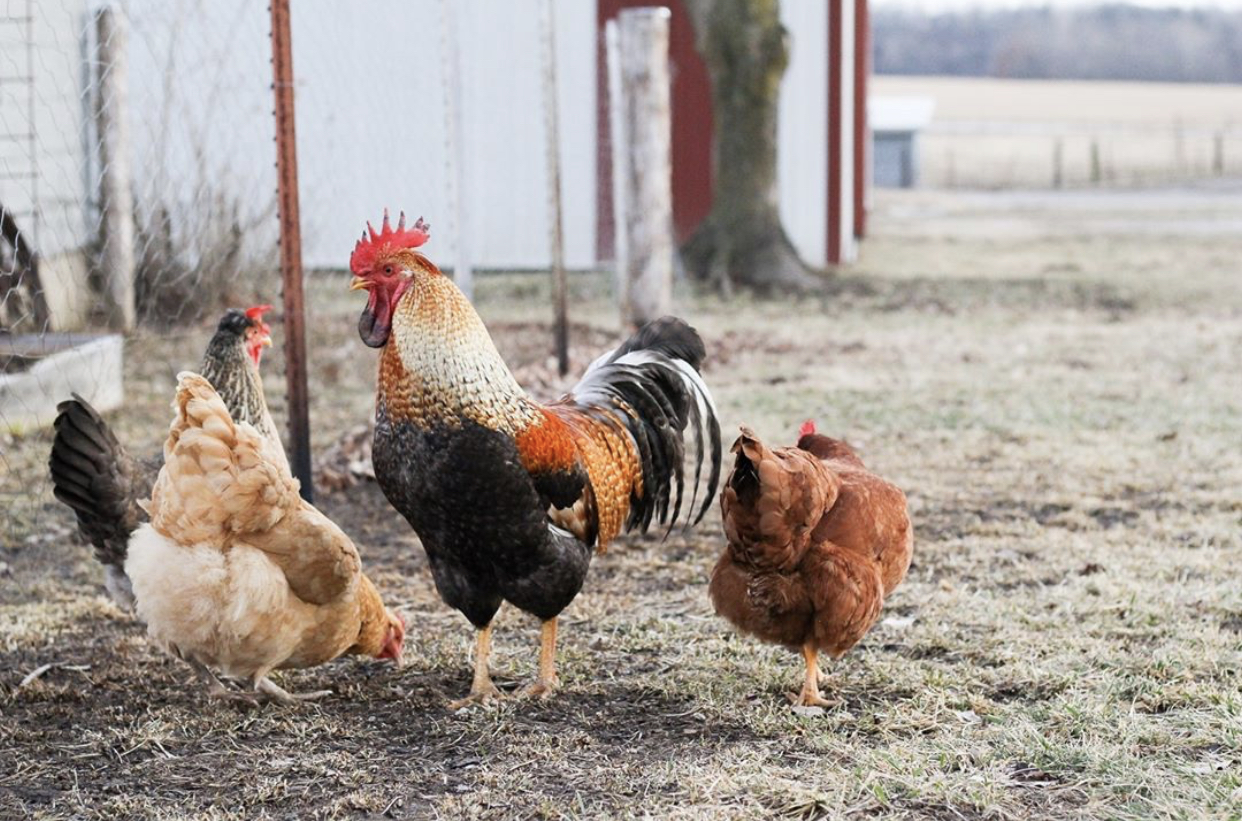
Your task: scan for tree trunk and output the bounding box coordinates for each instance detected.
[682,0,818,292]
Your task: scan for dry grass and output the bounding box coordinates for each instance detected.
[2,186,1241,819]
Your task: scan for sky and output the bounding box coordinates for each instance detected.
[872,0,1242,9]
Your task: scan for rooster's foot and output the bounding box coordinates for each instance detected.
[448,681,503,711]
[517,675,560,700]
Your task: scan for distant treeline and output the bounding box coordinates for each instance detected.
[873,4,1242,83]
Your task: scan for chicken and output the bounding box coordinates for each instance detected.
[48,306,279,610]
[710,421,913,707]
[348,212,721,707]
[125,372,405,703]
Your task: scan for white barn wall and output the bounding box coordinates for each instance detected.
[777,1,828,269]
[123,0,594,273]
[293,0,597,270]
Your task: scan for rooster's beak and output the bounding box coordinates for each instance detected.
[349,277,370,291]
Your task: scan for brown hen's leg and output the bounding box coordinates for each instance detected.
[791,644,841,708]
[449,623,502,710]
[518,618,560,699]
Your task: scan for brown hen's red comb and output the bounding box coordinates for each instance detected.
[799,419,817,437]
[350,210,430,275]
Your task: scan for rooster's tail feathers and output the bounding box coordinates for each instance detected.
[572,317,721,533]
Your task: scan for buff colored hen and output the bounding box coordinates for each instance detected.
[125,372,404,704]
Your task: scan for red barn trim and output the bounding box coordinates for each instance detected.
[853,0,869,239]
[826,0,844,264]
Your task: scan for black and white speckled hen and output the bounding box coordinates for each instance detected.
[47,306,280,610]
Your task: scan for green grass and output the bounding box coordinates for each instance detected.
[1,188,1240,820]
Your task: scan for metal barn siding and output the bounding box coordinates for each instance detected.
[778,1,829,268]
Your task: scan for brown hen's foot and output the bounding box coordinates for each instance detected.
[450,622,502,710]
[790,643,842,709]
[518,618,560,700]
[789,686,843,708]
[256,677,332,704]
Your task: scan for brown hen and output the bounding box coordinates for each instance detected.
[710,422,913,707]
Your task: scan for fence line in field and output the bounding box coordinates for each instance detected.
[920,120,1242,190]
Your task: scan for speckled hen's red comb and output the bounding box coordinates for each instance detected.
[799,419,817,438]
[350,210,430,275]
[245,304,273,320]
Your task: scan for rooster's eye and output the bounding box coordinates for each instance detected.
[384,265,394,276]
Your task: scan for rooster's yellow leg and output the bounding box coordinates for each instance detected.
[449,622,502,710]
[518,618,560,699]
[791,644,841,708]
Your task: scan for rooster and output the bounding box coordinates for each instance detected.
[348,212,721,707]
[49,306,279,610]
[127,372,405,703]
[711,421,913,707]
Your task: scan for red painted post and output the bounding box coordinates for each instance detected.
[269,0,313,502]
[853,0,869,239]
[826,0,843,265]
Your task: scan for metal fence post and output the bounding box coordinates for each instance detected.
[540,0,569,375]
[269,0,313,502]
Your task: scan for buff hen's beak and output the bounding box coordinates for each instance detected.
[349,277,371,291]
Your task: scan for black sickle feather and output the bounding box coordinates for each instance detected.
[569,317,722,539]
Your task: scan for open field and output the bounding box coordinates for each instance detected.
[873,76,1242,188]
[2,184,1241,819]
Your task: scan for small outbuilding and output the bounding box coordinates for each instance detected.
[870,95,935,188]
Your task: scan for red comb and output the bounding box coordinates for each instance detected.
[245,304,273,320]
[799,419,817,438]
[350,210,430,275]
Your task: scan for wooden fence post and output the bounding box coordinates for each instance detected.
[618,7,673,328]
[94,5,136,332]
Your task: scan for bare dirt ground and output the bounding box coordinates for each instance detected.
[2,185,1241,819]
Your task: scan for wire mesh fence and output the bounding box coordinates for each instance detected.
[1,0,589,550]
